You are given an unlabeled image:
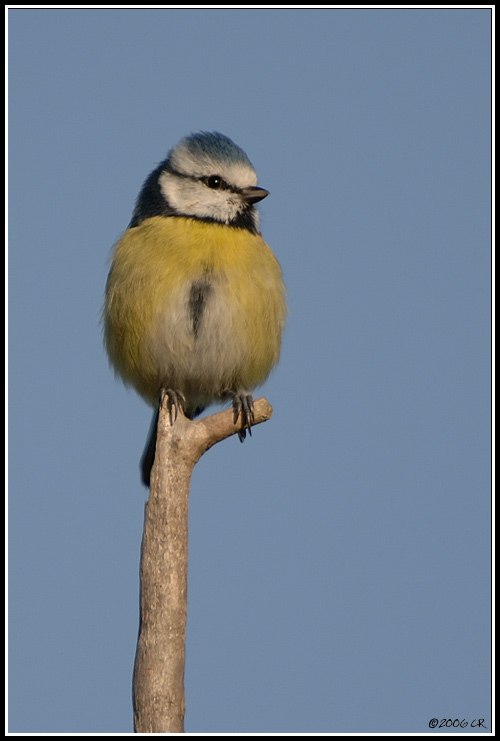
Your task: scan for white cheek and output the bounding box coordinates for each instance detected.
[160,170,243,222]
[205,194,241,223]
[160,171,197,211]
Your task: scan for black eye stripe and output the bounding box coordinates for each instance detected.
[164,167,237,194]
[201,174,230,190]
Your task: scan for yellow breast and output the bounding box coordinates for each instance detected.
[104,216,286,407]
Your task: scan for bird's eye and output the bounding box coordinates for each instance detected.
[206,175,223,189]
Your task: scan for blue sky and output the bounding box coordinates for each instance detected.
[8,7,491,734]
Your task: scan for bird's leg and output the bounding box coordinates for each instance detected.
[159,389,187,426]
[223,390,255,441]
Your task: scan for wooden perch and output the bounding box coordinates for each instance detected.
[132,395,273,733]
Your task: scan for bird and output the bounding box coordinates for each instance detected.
[103,131,287,486]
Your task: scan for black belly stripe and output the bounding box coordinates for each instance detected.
[189,280,212,338]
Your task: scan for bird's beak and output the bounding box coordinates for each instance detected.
[241,186,270,205]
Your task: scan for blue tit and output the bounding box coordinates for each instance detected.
[103,131,287,486]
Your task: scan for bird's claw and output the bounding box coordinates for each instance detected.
[228,391,254,442]
[159,389,187,425]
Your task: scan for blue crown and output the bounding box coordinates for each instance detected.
[174,131,253,168]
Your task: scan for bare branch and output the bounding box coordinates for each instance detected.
[132,396,273,733]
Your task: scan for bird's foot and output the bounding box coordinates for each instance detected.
[159,389,187,425]
[223,390,255,441]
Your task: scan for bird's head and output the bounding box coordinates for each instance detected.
[130,131,269,233]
